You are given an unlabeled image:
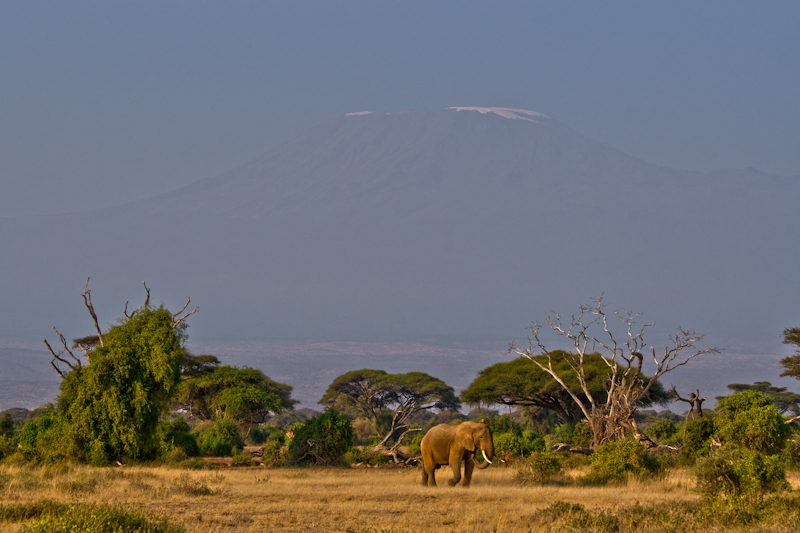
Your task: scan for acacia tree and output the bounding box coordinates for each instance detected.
[174,364,296,433]
[320,369,460,456]
[508,296,720,448]
[44,279,198,464]
[779,327,800,379]
[461,353,669,425]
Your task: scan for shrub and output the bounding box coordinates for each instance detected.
[343,448,391,466]
[261,441,284,465]
[287,409,354,466]
[584,438,660,484]
[406,432,424,454]
[494,430,545,460]
[515,452,563,485]
[715,391,790,454]
[15,415,69,464]
[644,419,677,442]
[553,421,592,447]
[694,446,788,498]
[197,418,243,457]
[159,417,200,458]
[681,418,716,460]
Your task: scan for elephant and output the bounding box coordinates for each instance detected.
[420,421,495,487]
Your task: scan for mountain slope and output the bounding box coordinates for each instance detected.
[1,108,797,351]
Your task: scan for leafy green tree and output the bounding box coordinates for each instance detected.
[0,413,13,439]
[55,306,186,464]
[461,353,669,425]
[176,365,295,431]
[714,390,790,454]
[320,369,460,453]
[723,382,800,415]
[41,280,197,465]
[287,409,354,466]
[779,327,800,380]
[196,417,243,457]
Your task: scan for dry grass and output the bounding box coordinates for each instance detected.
[1,463,799,532]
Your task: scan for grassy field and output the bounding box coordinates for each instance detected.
[1,463,800,532]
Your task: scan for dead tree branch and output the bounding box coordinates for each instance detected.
[81,277,104,347]
[44,326,85,379]
[172,297,199,327]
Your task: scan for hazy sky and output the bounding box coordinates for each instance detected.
[2,1,799,217]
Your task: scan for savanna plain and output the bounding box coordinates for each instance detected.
[2,463,800,533]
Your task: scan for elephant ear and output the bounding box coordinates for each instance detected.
[457,431,475,452]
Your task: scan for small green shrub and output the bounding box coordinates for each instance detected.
[681,418,716,460]
[715,391,790,454]
[553,421,592,447]
[231,451,253,465]
[406,432,424,454]
[287,409,354,466]
[494,430,545,460]
[344,447,391,466]
[644,419,677,442]
[159,417,200,458]
[584,438,661,484]
[197,418,243,457]
[515,452,563,485]
[261,440,284,465]
[694,446,788,498]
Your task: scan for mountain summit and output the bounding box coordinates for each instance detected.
[1,108,797,349]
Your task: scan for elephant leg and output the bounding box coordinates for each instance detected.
[422,461,437,487]
[447,456,463,487]
[463,457,475,488]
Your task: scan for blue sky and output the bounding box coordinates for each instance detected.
[2,1,799,216]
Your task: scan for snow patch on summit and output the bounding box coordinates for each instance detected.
[449,107,548,122]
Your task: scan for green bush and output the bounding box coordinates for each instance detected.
[681,418,716,460]
[343,448,391,466]
[494,430,545,460]
[261,440,284,465]
[644,419,677,442]
[515,452,563,485]
[287,409,354,466]
[159,417,199,458]
[553,421,592,447]
[584,438,661,484]
[715,391,789,454]
[197,418,243,457]
[694,446,788,498]
[15,415,69,464]
[406,432,424,454]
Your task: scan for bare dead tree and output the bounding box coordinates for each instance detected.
[671,386,696,424]
[508,295,721,448]
[672,387,707,422]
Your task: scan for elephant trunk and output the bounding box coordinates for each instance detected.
[474,447,494,469]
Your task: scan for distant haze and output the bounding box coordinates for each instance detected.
[1,108,797,353]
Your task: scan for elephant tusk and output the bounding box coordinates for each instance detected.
[482,450,493,464]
